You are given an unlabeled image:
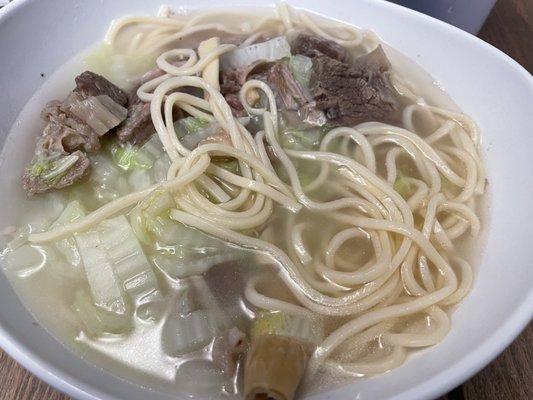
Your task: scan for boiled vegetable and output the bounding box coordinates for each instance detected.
[279,128,322,151]
[28,153,80,182]
[129,189,175,244]
[393,170,414,198]
[161,277,226,356]
[65,93,127,136]
[150,217,241,279]
[98,215,162,312]
[72,290,130,335]
[244,311,320,400]
[251,311,317,345]
[75,214,163,332]
[110,142,154,171]
[50,200,86,267]
[244,335,309,400]
[75,229,128,315]
[174,117,227,151]
[289,55,313,87]
[221,36,291,70]
[83,42,157,89]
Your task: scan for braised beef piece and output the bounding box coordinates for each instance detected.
[224,93,246,118]
[40,101,101,153]
[309,45,400,127]
[220,55,329,125]
[292,33,347,61]
[255,62,312,110]
[139,67,167,84]
[250,62,326,126]
[74,71,128,106]
[221,67,249,94]
[113,65,169,146]
[22,150,91,196]
[23,71,128,195]
[115,93,153,146]
[116,60,197,146]
[220,61,265,117]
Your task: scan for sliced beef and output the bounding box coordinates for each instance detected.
[22,150,90,196]
[221,68,248,94]
[255,62,312,110]
[220,60,274,95]
[139,66,168,85]
[22,71,129,195]
[137,59,187,85]
[251,62,326,127]
[309,46,400,127]
[115,94,153,146]
[224,93,246,117]
[220,61,265,117]
[117,60,192,146]
[221,58,326,126]
[40,102,101,153]
[74,71,128,106]
[292,33,347,61]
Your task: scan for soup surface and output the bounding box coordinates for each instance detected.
[0,4,487,399]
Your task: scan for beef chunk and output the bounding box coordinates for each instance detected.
[74,71,128,106]
[220,59,326,126]
[117,60,195,146]
[251,62,326,126]
[139,66,167,85]
[22,71,129,195]
[115,94,153,146]
[22,150,90,196]
[309,46,400,127]
[220,61,266,117]
[220,69,247,117]
[224,93,246,118]
[220,60,273,95]
[221,67,248,95]
[257,62,312,110]
[40,102,101,153]
[292,33,347,61]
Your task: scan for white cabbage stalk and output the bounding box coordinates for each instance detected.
[74,214,163,331]
[289,54,313,87]
[149,217,242,279]
[163,308,220,355]
[72,290,130,335]
[75,230,128,315]
[67,94,127,136]
[129,190,175,245]
[50,200,86,267]
[40,154,80,181]
[98,215,162,307]
[162,279,225,356]
[220,36,291,70]
[128,168,152,191]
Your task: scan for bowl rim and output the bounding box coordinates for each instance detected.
[0,0,532,400]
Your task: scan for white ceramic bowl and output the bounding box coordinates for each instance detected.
[0,1,532,399]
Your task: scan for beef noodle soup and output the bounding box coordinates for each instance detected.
[0,3,487,399]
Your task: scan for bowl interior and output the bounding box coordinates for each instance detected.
[0,1,532,400]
